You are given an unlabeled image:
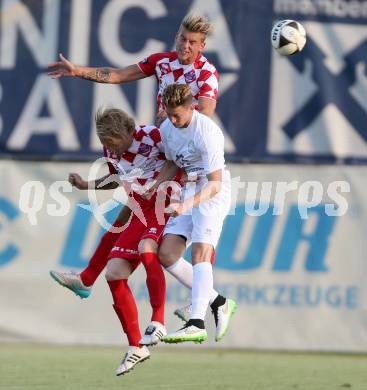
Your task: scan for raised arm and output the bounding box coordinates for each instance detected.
[48,53,146,84]
[198,97,217,118]
[69,173,120,190]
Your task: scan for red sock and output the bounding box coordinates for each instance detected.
[80,220,123,287]
[108,279,141,347]
[140,252,166,324]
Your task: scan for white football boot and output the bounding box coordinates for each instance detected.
[162,323,207,344]
[139,321,167,346]
[212,298,237,342]
[173,303,192,322]
[116,346,150,376]
[49,270,91,299]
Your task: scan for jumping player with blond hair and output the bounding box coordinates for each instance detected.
[48,15,220,306]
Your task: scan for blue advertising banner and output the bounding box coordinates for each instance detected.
[0,0,366,162]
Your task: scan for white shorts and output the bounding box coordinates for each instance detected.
[163,174,231,248]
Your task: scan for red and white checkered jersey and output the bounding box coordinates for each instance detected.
[104,125,166,186]
[138,51,219,111]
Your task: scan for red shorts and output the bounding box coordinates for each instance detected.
[108,201,169,262]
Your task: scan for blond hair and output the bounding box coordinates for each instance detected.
[162,84,193,108]
[180,14,212,38]
[95,107,135,145]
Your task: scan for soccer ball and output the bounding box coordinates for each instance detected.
[271,20,306,56]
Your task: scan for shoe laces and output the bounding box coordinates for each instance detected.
[179,321,191,331]
[211,307,219,327]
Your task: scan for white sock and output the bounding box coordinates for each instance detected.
[165,258,219,304]
[165,257,192,289]
[191,262,213,320]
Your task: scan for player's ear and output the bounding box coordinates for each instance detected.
[200,34,206,51]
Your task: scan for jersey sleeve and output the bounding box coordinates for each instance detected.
[103,146,118,175]
[197,66,219,101]
[196,122,225,174]
[137,52,165,76]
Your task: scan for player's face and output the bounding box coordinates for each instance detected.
[105,133,133,155]
[175,28,205,64]
[165,104,194,128]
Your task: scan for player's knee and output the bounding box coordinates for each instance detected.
[105,258,131,281]
[158,245,176,267]
[138,239,158,254]
[191,244,213,264]
[105,267,122,281]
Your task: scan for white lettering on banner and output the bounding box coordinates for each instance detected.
[7,75,80,150]
[350,62,367,113]
[0,1,240,155]
[275,0,367,18]
[187,0,241,70]
[47,181,72,217]
[0,0,60,68]
[18,181,45,226]
[326,181,350,216]
[68,0,92,65]
[90,79,156,150]
[99,0,167,67]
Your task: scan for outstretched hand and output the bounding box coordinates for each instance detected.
[69,173,88,190]
[48,54,78,79]
[165,201,186,217]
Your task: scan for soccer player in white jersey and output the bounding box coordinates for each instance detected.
[147,84,237,343]
[48,15,220,306]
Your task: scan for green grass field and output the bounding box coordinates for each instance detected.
[1,344,367,390]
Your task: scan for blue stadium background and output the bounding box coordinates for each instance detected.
[1,0,366,162]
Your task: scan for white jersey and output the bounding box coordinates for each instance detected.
[160,111,231,248]
[160,110,226,190]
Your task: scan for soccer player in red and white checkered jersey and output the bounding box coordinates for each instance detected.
[47,14,219,294]
[52,108,181,375]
